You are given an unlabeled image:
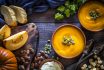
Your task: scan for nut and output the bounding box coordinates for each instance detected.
[29,48,34,54]
[19,65,25,70]
[24,55,30,61]
[37,53,41,57]
[26,49,30,55]
[20,57,25,63]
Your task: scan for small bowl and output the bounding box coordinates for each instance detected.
[78,0,104,32]
[52,24,86,59]
[39,59,64,70]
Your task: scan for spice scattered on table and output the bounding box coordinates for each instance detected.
[44,40,52,54]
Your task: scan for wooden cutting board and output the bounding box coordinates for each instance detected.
[12,23,39,70]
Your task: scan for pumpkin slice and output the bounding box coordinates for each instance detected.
[10,5,27,24]
[0,5,17,26]
[3,31,28,51]
[0,25,11,40]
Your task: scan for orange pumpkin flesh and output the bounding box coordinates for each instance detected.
[0,47,17,70]
[78,1,104,31]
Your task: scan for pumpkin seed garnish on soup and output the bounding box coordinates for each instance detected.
[62,36,75,46]
[89,10,101,20]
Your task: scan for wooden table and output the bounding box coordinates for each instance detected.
[29,9,104,70]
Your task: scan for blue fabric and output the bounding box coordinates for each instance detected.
[0,0,65,13]
[0,0,65,22]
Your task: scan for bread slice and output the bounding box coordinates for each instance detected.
[0,5,17,26]
[10,5,27,24]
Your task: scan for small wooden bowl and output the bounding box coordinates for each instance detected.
[78,0,104,32]
[39,59,64,70]
[52,24,86,59]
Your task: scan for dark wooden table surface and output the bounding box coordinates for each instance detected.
[29,9,104,70]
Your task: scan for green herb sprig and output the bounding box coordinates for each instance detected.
[55,0,87,20]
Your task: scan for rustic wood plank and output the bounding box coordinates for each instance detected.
[12,23,39,70]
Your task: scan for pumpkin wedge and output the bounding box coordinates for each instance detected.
[0,25,11,40]
[3,31,28,51]
[0,5,17,26]
[78,1,104,31]
[10,5,27,24]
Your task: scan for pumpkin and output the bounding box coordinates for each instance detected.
[78,1,104,31]
[0,47,17,70]
[3,31,28,51]
[0,25,11,40]
[52,24,86,59]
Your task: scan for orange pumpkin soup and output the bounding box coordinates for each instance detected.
[52,24,86,58]
[78,1,104,31]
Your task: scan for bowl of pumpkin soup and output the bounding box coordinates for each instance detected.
[52,24,86,59]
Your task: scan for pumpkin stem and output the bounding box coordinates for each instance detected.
[62,36,75,46]
[89,10,101,20]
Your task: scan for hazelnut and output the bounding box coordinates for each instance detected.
[31,63,35,69]
[40,50,45,55]
[24,55,30,61]
[37,53,41,57]
[43,54,49,59]
[20,57,25,63]
[19,65,25,70]
[26,50,30,55]
[35,63,38,67]
[29,48,34,54]
[24,62,29,65]
[16,57,20,62]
